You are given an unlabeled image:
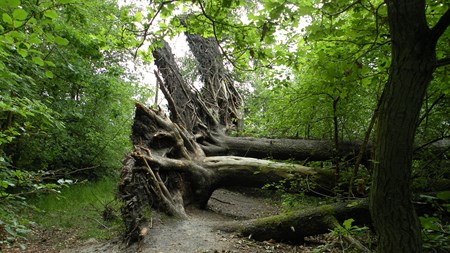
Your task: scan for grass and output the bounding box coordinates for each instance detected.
[27,177,123,240]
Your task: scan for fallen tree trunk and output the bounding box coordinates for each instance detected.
[200,134,447,164]
[118,103,335,243]
[221,199,370,243]
[204,135,369,162]
[218,192,442,244]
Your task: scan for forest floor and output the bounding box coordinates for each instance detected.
[7,188,337,253]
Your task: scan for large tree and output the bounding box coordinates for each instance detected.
[370,1,450,252]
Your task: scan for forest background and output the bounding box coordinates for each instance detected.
[0,0,449,252]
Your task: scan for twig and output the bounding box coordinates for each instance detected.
[325,0,362,16]
[133,0,177,59]
[89,217,110,230]
[342,235,372,253]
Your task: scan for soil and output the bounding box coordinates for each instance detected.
[5,189,334,253]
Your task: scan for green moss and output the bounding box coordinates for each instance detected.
[319,204,335,214]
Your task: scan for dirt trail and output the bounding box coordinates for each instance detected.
[12,189,324,253]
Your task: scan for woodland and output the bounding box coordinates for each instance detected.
[0,0,449,252]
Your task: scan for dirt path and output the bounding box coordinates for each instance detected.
[13,189,328,253]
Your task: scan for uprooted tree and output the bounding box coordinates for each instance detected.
[117,31,372,243]
[117,31,447,244]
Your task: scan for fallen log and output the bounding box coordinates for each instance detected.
[221,199,370,243]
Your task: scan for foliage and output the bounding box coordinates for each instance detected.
[0,0,147,247]
[419,192,450,252]
[28,177,122,242]
[331,218,370,238]
[0,159,68,248]
[0,0,143,176]
[328,218,373,252]
[0,0,447,249]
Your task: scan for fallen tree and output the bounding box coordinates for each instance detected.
[118,103,336,243]
[118,31,449,244]
[221,198,370,243]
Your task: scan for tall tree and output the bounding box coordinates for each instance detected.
[370,1,450,252]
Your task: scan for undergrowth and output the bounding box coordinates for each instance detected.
[27,177,122,240]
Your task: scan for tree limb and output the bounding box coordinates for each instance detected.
[431,8,450,42]
[436,57,450,68]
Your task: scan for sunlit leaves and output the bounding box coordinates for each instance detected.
[12,9,27,20]
[135,11,143,22]
[44,10,58,19]
[54,36,69,45]
[31,56,44,66]
[6,0,21,8]
[2,13,13,24]
[45,70,54,78]
[16,48,27,57]
[160,3,176,18]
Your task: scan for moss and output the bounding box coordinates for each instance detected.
[319,204,335,214]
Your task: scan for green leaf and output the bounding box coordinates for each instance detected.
[19,42,30,49]
[29,36,42,45]
[436,191,450,201]
[2,13,13,24]
[7,0,21,8]
[32,56,45,66]
[45,70,54,78]
[13,20,23,27]
[13,9,28,20]
[135,11,143,22]
[17,48,28,58]
[54,36,69,45]
[44,10,58,19]
[346,201,359,207]
[9,30,24,39]
[343,218,354,230]
[45,61,56,67]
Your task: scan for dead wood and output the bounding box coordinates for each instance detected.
[220,199,370,243]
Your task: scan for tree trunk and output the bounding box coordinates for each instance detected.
[222,199,370,243]
[370,1,450,252]
[204,135,369,162]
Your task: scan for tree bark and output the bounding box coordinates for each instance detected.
[370,2,450,252]
[184,32,244,131]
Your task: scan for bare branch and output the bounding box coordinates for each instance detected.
[417,94,445,126]
[414,135,450,153]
